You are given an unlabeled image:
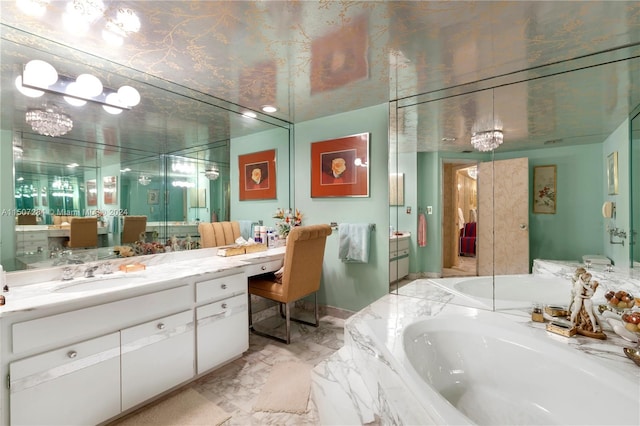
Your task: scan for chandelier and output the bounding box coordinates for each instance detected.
[25,105,73,137]
[204,167,220,180]
[471,129,503,152]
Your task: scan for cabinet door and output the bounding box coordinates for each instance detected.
[121,310,195,411]
[10,332,120,426]
[196,293,248,374]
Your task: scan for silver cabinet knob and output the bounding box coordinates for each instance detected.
[221,303,228,309]
[261,265,267,270]
[67,350,77,359]
[221,283,227,289]
[157,323,166,330]
[519,224,527,230]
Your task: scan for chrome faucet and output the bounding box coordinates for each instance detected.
[61,267,74,281]
[84,265,99,278]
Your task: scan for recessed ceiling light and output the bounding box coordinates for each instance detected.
[441,137,457,142]
[242,111,257,118]
[67,163,79,168]
[261,105,277,113]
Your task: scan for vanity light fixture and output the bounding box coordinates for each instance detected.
[138,175,151,186]
[470,129,503,152]
[18,60,141,114]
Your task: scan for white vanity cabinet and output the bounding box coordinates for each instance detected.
[389,235,410,283]
[194,272,248,375]
[15,229,48,254]
[121,309,195,411]
[9,332,121,426]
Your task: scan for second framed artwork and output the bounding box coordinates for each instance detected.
[311,133,370,198]
[238,149,277,201]
[533,165,557,214]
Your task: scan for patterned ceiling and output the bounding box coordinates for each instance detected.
[2,0,640,162]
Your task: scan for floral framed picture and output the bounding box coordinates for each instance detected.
[311,133,370,198]
[238,149,277,201]
[607,151,619,195]
[147,189,159,205]
[533,165,557,214]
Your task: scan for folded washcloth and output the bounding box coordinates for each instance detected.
[338,223,371,263]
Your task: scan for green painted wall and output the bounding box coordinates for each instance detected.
[294,104,389,312]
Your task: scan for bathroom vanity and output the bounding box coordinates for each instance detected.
[0,246,284,425]
[389,233,410,284]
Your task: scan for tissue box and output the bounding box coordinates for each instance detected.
[217,245,246,257]
[244,243,267,254]
[119,263,146,273]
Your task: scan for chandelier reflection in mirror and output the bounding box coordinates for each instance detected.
[138,175,151,186]
[204,167,220,180]
[470,129,503,152]
[25,104,73,137]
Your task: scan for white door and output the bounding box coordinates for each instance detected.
[478,157,529,275]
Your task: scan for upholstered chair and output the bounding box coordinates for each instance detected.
[66,217,98,248]
[248,224,332,344]
[121,216,148,244]
[198,221,241,247]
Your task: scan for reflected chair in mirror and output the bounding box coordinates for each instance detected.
[121,216,148,244]
[459,221,477,257]
[248,224,332,344]
[198,221,241,247]
[17,214,37,225]
[65,217,98,249]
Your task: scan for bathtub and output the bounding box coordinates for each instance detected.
[399,313,639,425]
[428,274,574,310]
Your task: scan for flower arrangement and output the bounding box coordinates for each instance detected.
[537,185,556,208]
[273,208,303,237]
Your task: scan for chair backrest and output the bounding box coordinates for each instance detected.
[68,217,98,248]
[53,215,73,226]
[17,214,37,225]
[281,224,332,301]
[122,215,147,244]
[198,221,241,247]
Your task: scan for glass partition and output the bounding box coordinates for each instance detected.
[390,50,640,312]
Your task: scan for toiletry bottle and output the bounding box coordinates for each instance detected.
[260,226,267,245]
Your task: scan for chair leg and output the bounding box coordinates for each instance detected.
[249,296,291,344]
[288,293,320,328]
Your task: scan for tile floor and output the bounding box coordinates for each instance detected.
[110,310,347,425]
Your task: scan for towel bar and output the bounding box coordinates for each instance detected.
[329,222,376,232]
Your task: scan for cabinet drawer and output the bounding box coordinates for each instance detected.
[195,272,245,303]
[244,259,283,277]
[121,310,193,347]
[10,332,121,426]
[196,293,246,322]
[13,285,191,354]
[19,232,48,242]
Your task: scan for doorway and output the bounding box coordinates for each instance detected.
[442,162,478,278]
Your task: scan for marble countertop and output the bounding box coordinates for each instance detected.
[1,246,285,317]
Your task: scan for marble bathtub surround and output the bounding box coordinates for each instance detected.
[312,269,640,425]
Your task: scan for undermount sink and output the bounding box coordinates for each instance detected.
[402,313,639,425]
[54,275,144,293]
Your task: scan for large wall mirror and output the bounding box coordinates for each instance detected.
[390,45,640,311]
[1,25,291,271]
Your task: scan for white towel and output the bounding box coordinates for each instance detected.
[338,223,371,263]
[238,220,254,240]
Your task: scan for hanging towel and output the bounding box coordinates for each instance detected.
[338,223,371,263]
[418,213,427,247]
[237,220,254,240]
